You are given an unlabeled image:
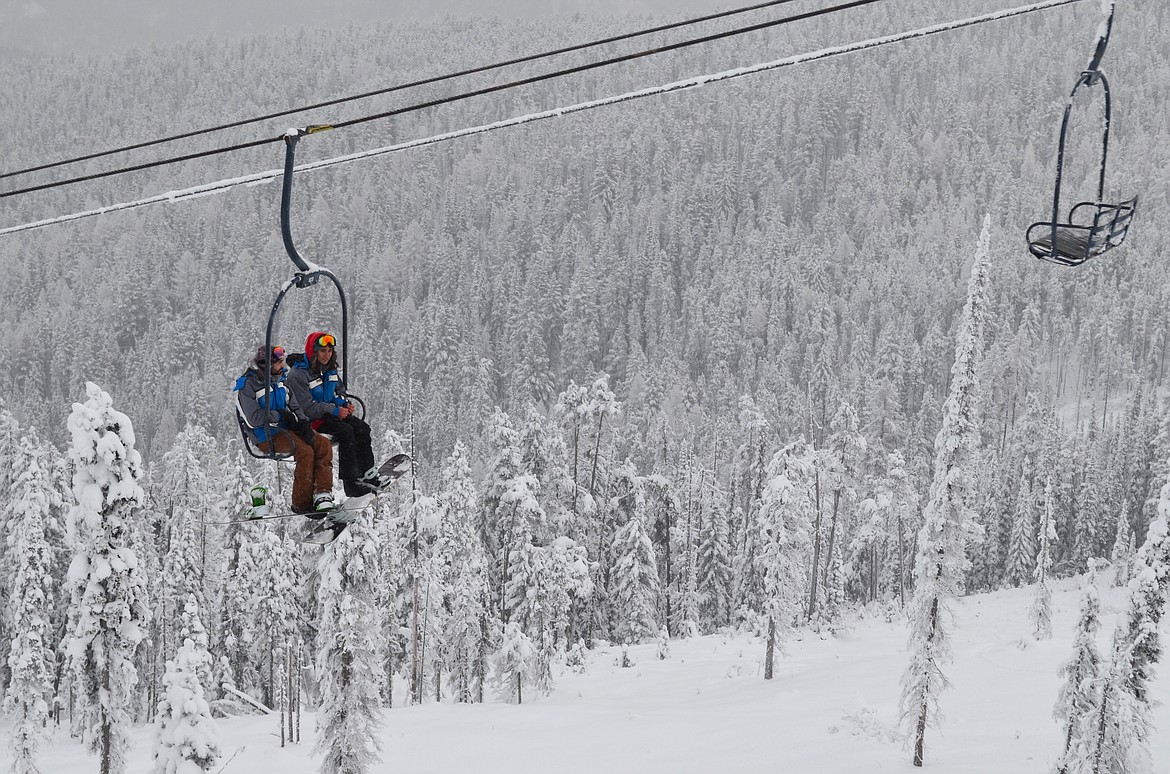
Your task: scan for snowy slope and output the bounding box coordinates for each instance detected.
[5,576,1167,774]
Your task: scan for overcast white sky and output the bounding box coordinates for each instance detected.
[1,0,725,55]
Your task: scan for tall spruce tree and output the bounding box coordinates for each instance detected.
[609,462,660,645]
[899,220,990,767]
[1052,567,1102,774]
[4,434,60,774]
[64,383,152,774]
[150,595,220,774]
[1003,474,1036,587]
[434,443,492,703]
[1029,477,1057,640]
[315,521,386,774]
[755,441,815,679]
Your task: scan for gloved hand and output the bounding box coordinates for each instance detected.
[277,409,316,443]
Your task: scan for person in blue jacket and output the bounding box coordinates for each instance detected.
[235,344,335,514]
[286,331,390,497]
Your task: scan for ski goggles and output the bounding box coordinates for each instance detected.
[316,334,336,349]
[269,346,286,362]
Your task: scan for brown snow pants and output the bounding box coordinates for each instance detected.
[258,431,333,512]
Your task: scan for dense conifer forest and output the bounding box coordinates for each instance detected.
[0,0,1168,768]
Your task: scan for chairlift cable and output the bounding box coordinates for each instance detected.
[0,0,1088,237]
[0,0,888,200]
[0,0,809,182]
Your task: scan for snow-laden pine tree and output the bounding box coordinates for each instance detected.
[1029,477,1057,640]
[434,443,492,703]
[64,382,152,774]
[480,408,525,602]
[250,528,300,708]
[1071,629,1140,774]
[696,493,733,631]
[609,462,660,645]
[497,472,547,614]
[542,536,593,651]
[1052,567,1101,774]
[214,452,261,711]
[583,374,621,504]
[518,404,576,535]
[1003,474,1036,587]
[151,595,220,774]
[899,220,989,768]
[491,621,535,704]
[4,433,60,774]
[315,520,385,774]
[1109,504,1134,587]
[162,516,209,685]
[1087,501,1170,772]
[755,441,815,679]
[502,527,552,693]
[809,402,865,623]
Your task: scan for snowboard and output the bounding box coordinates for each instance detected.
[357,453,413,493]
[298,454,413,545]
[297,494,377,545]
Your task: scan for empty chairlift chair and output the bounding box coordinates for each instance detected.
[1026,0,1137,267]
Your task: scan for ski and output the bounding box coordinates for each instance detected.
[198,499,376,526]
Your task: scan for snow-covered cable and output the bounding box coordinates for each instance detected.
[0,0,1084,238]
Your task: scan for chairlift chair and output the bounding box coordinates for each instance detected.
[1026,0,1137,266]
[241,125,366,462]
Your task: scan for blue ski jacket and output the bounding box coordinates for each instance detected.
[286,353,348,429]
[233,368,306,443]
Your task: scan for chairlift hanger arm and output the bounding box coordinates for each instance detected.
[281,125,333,277]
[266,125,351,397]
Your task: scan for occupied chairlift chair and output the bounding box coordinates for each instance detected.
[1026,0,1137,266]
[236,125,365,461]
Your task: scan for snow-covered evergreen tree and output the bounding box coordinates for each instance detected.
[151,595,220,774]
[213,452,261,711]
[251,528,300,708]
[1071,629,1140,774]
[809,402,865,623]
[4,433,60,774]
[315,520,385,774]
[1052,567,1101,774]
[64,382,152,774]
[434,443,492,703]
[609,463,660,645]
[1098,500,1170,772]
[491,621,535,704]
[1029,477,1057,640]
[1109,504,1134,588]
[899,220,989,768]
[502,529,553,693]
[1003,474,1036,587]
[696,495,733,631]
[755,441,815,678]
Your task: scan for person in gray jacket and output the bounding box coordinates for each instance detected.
[234,344,335,514]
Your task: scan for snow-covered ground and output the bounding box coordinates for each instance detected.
[6,577,1168,774]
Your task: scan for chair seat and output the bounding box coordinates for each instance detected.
[1026,196,1137,267]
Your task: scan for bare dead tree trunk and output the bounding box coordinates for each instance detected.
[764,616,776,680]
[100,663,111,774]
[823,488,843,596]
[807,470,823,621]
[589,412,605,500]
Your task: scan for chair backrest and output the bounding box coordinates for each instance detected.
[1105,197,1137,247]
[235,392,292,461]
